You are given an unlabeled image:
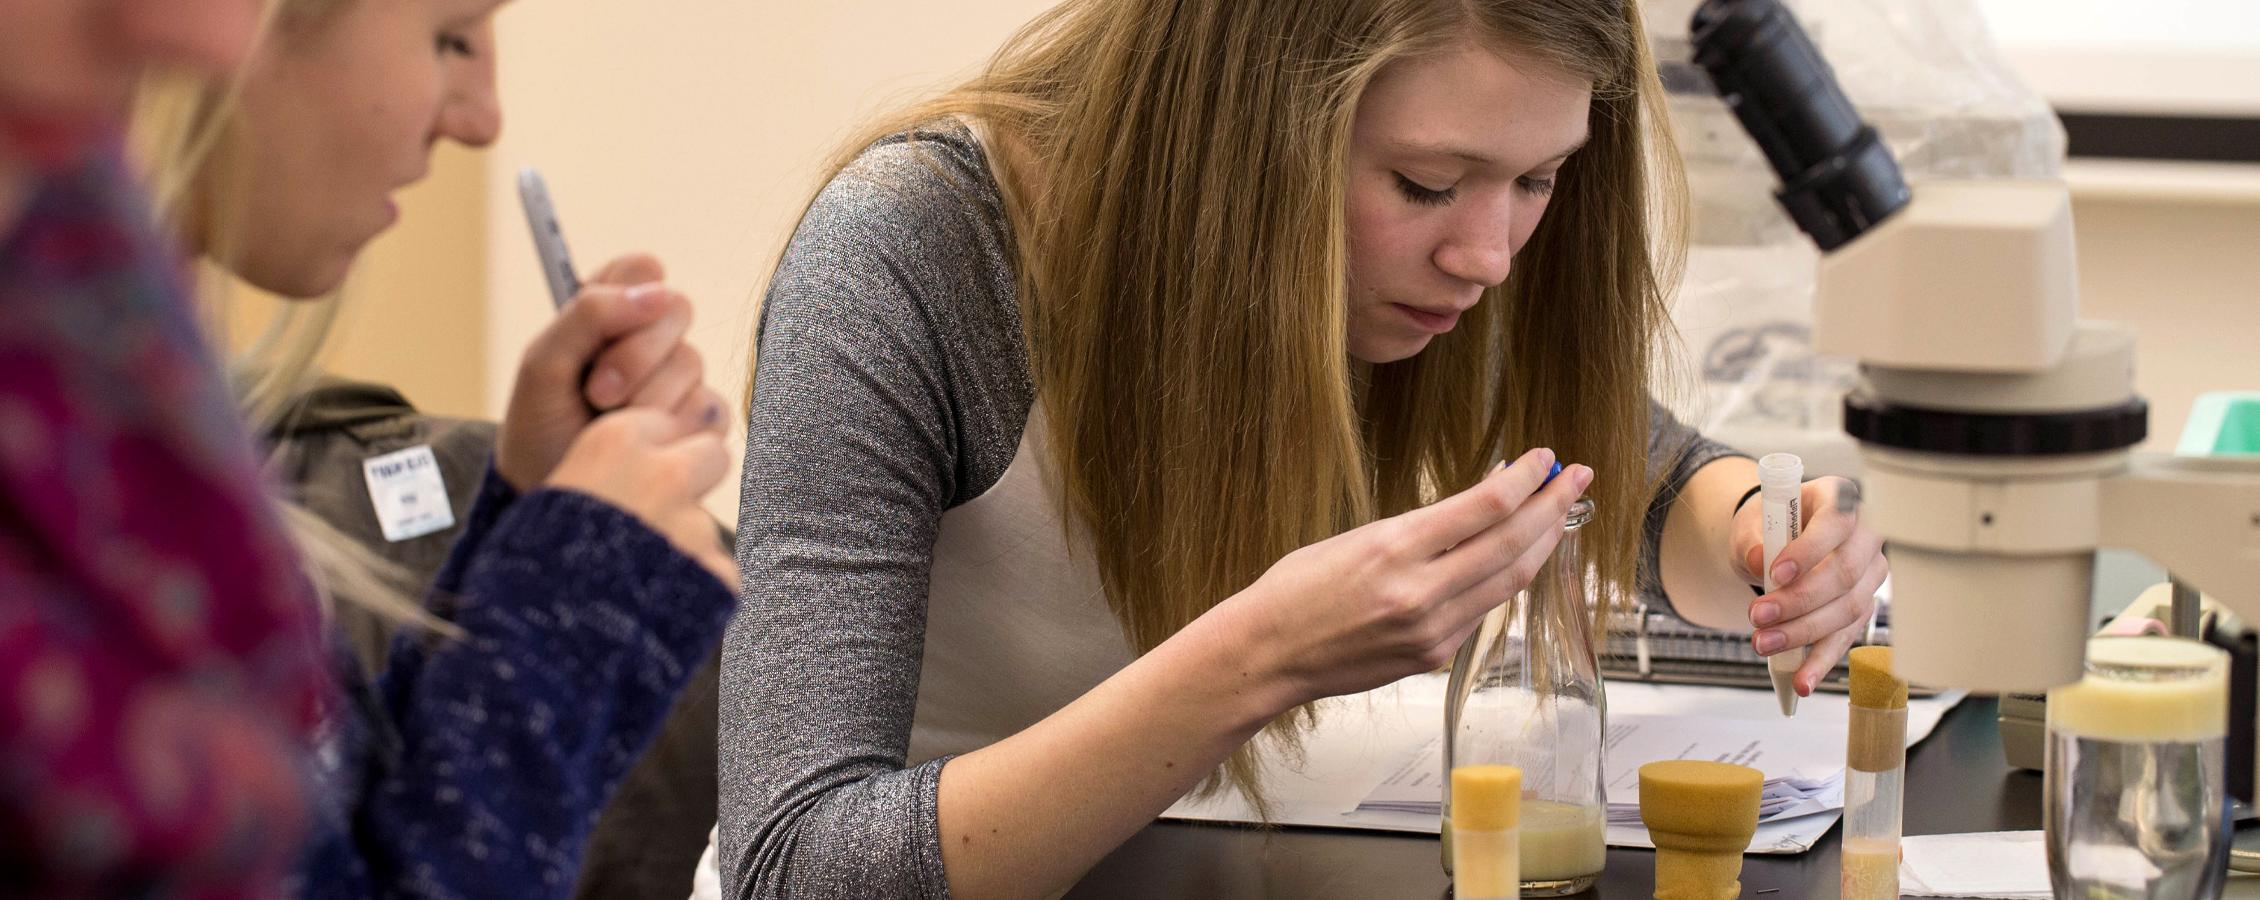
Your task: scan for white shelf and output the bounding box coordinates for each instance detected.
[2064,158,2260,207]
[2005,47,2260,118]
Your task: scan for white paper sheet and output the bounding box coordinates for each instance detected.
[1899,831,2052,898]
[1159,673,1964,856]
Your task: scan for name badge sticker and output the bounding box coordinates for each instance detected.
[362,445,455,542]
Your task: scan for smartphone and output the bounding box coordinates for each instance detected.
[516,167,582,309]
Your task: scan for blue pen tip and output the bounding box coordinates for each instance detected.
[1541,461,1563,486]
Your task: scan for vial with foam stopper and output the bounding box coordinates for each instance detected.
[1451,764,1522,900]
[1840,646,1907,899]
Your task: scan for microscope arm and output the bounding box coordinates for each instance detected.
[2101,454,2260,621]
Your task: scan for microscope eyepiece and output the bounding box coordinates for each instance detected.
[1690,0,1910,250]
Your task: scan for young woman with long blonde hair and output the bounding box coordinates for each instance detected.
[715,0,1884,897]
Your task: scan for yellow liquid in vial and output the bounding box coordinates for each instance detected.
[1839,837,1900,900]
[1519,800,1606,881]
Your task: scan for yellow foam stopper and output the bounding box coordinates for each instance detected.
[1849,646,1908,710]
[1639,761,1762,900]
[1451,765,1522,831]
[2048,637,2227,742]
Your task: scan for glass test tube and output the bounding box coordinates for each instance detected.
[1841,707,1906,898]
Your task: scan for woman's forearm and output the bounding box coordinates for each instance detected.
[1659,455,1762,631]
[934,601,1301,900]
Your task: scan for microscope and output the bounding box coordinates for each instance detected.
[1688,0,2260,790]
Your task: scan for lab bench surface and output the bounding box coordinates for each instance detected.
[1068,696,2253,899]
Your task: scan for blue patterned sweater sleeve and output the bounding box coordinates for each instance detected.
[424,460,523,597]
[297,463,735,899]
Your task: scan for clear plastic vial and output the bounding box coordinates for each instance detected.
[1442,498,1607,896]
[1757,452,1804,717]
[2045,637,2230,899]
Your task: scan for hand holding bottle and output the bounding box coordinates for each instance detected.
[1209,448,1593,707]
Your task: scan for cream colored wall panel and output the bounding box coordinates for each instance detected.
[485,0,1054,517]
[2069,184,2260,453]
[327,142,490,420]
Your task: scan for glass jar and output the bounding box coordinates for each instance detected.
[2045,636,2230,899]
[1441,498,1607,896]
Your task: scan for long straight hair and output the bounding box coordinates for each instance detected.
[765,0,1686,806]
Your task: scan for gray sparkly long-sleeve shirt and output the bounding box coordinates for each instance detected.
[718,123,1741,900]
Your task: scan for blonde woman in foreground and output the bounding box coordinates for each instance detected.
[24,0,732,890]
[146,0,736,895]
[712,0,1887,898]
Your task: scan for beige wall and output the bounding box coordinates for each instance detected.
[223,142,488,420]
[326,143,489,419]
[481,0,1054,514]
[2066,161,2260,451]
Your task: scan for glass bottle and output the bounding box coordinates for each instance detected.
[1441,498,1608,896]
[2045,636,2230,899]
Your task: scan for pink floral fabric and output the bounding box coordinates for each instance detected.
[0,152,328,898]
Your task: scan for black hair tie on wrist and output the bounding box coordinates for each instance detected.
[1732,483,1765,519]
[1736,483,1768,597]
